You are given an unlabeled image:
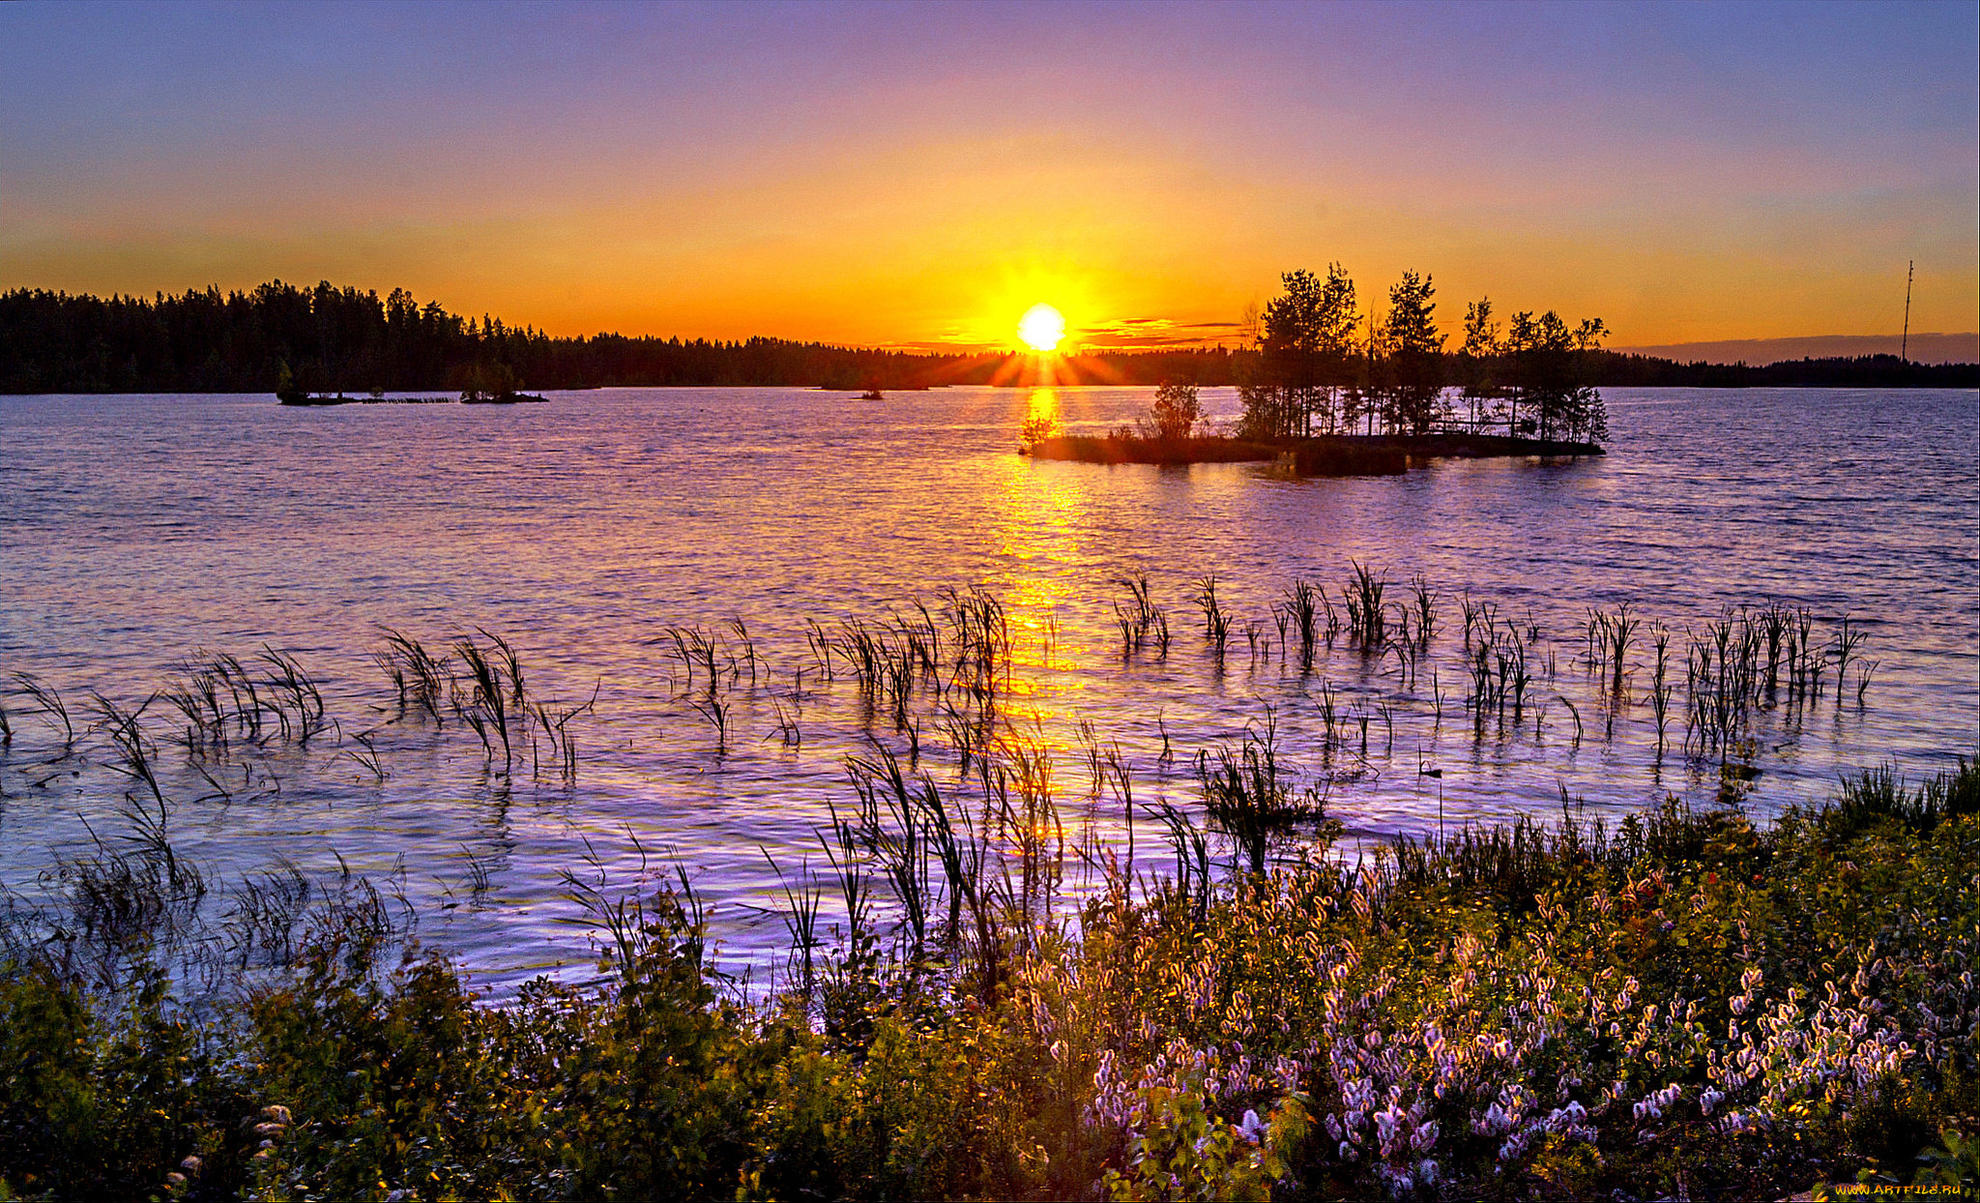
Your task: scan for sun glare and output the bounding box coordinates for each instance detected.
[1018,303,1066,352]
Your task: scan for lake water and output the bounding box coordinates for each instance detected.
[1,385,1975,990]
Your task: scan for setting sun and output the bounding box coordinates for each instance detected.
[1017,303,1066,352]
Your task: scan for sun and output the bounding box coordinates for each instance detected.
[1017,303,1066,352]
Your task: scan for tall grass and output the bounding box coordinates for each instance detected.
[1195,712,1334,877]
[1344,560,1387,648]
[1113,575,1169,656]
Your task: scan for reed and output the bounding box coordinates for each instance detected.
[1805,755,1978,836]
[162,657,229,757]
[1382,789,1608,912]
[1195,712,1332,878]
[844,745,937,960]
[59,793,207,976]
[769,696,803,750]
[1407,574,1438,647]
[259,646,329,745]
[1557,694,1583,748]
[663,623,729,696]
[941,585,1010,693]
[1112,575,1165,656]
[804,617,835,682]
[1831,614,1868,705]
[1465,622,1534,733]
[453,634,516,770]
[978,727,1065,942]
[1757,602,1792,694]
[1384,641,1417,691]
[1649,624,1673,753]
[459,845,495,902]
[531,690,589,785]
[1344,560,1387,648]
[688,691,730,756]
[760,848,822,1003]
[1191,574,1233,655]
[224,856,311,969]
[345,729,387,781]
[816,810,873,956]
[1099,739,1136,871]
[1584,601,1640,699]
[90,693,165,807]
[727,617,760,687]
[14,672,75,753]
[376,630,448,723]
[1142,797,1211,919]
[1275,579,1323,667]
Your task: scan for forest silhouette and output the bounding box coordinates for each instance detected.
[0,279,1970,395]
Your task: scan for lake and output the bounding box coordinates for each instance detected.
[1,385,1974,990]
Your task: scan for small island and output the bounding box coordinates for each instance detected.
[1022,268,1613,476]
[1023,431,1602,475]
[276,358,546,406]
[278,391,548,406]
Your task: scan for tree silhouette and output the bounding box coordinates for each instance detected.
[1240,264,1359,438]
[1505,310,1609,442]
[1378,271,1444,434]
[1458,298,1501,432]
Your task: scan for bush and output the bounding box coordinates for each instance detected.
[1139,381,1203,443]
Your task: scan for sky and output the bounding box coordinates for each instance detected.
[2,0,1975,354]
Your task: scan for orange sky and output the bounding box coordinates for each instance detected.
[3,3,1975,352]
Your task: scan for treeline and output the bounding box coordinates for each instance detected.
[0,281,1245,395]
[0,279,1970,395]
[0,282,996,394]
[1587,350,1977,388]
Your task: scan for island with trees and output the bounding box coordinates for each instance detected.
[1024,266,1613,475]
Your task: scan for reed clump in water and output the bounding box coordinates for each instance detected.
[1195,713,1337,878]
[13,673,76,756]
[1192,573,1233,659]
[1113,574,1168,656]
[370,629,588,783]
[1274,579,1326,669]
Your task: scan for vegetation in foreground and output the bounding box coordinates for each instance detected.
[1,755,1975,1201]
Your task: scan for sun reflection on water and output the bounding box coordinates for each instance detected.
[985,408,1097,762]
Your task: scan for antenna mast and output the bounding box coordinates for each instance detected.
[1901,260,1914,362]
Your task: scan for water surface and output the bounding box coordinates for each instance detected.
[1,386,1974,987]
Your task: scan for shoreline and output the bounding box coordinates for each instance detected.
[1022,431,1606,474]
[278,392,550,406]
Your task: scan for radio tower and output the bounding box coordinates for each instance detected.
[1901,260,1914,362]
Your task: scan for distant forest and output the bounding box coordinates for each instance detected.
[0,280,1972,394]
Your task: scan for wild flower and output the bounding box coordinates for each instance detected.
[1236,1108,1265,1144]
